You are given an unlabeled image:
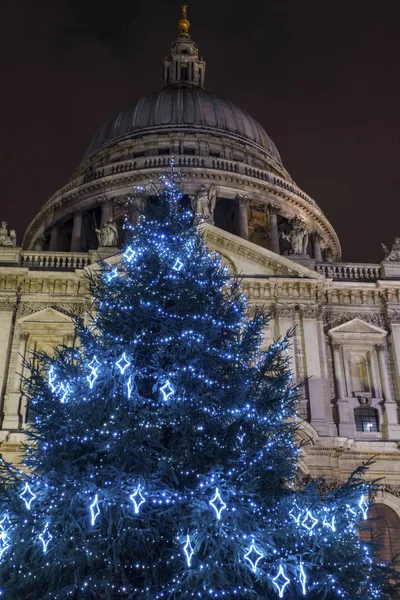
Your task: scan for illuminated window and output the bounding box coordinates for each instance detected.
[354,406,379,432]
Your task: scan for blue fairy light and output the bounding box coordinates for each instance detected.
[244,539,263,573]
[183,534,195,567]
[209,487,227,520]
[39,522,52,554]
[19,483,36,510]
[90,494,100,526]
[130,484,145,514]
[116,353,131,374]
[160,380,174,401]
[272,565,290,598]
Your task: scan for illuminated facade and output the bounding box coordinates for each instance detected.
[1,7,400,557]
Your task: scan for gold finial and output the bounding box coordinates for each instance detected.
[178,4,190,37]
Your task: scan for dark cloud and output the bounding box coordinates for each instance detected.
[1,0,399,261]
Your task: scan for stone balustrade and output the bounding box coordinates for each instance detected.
[316,262,381,281]
[20,252,91,271]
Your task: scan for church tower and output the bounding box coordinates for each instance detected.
[163,5,206,88]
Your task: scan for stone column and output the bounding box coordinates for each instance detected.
[375,343,400,438]
[301,309,333,435]
[2,333,28,430]
[313,232,323,262]
[236,199,248,240]
[49,225,59,251]
[71,211,83,253]
[332,343,346,399]
[101,199,112,227]
[269,208,280,254]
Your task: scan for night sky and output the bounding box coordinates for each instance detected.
[1,0,399,262]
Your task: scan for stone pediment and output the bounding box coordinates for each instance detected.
[18,307,73,325]
[328,317,387,341]
[200,224,323,279]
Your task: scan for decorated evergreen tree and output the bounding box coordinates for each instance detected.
[0,167,399,599]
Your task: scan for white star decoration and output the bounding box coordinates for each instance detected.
[130,484,145,514]
[160,380,174,401]
[0,532,10,559]
[172,258,183,272]
[359,494,369,520]
[116,353,131,374]
[19,483,36,510]
[90,494,101,526]
[301,510,318,532]
[272,565,290,598]
[124,246,136,263]
[184,534,195,567]
[39,522,53,553]
[209,487,227,520]
[244,539,263,573]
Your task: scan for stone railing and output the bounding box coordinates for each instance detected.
[20,252,91,271]
[316,263,381,281]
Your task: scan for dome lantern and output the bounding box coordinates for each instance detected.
[163,5,206,88]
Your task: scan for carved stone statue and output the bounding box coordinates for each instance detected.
[289,217,309,255]
[95,217,118,248]
[382,238,400,261]
[189,184,217,225]
[0,221,16,247]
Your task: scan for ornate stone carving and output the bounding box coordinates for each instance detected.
[17,302,86,318]
[95,217,118,248]
[289,217,309,255]
[0,297,16,312]
[275,304,295,319]
[382,238,400,261]
[300,305,321,319]
[0,222,16,247]
[189,184,217,225]
[324,311,385,329]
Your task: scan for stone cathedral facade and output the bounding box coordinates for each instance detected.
[1,9,400,558]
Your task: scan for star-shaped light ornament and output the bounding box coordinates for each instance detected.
[0,514,12,535]
[172,258,184,272]
[58,382,73,403]
[130,484,145,514]
[210,487,227,520]
[272,565,291,598]
[299,562,307,595]
[88,356,101,372]
[48,365,58,392]
[124,246,136,263]
[39,522,53,553]
[183,534,195,567]
[160,380,174,401]
[289,504,302,525]
[116,353,131,374]
[90,494,101,526]
[19,483,36,510]
[106,267,118,282]
[301,510,318,532]
[87,356,101,389]
[0,531,10,559]
[359,494,369,520]
[323,511,336,532]
[244,539,263,573]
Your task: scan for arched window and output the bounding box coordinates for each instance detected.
[360,504,400,565]
[354,406,379,432]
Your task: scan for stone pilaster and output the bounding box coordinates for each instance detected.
[269,208,280,254]
[71,211,83,252]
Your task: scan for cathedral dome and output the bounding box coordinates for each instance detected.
[82,86,282,165]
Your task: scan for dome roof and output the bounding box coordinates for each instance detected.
[82,86,282,164]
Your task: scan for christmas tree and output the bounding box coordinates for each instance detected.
[0,167,399,599]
